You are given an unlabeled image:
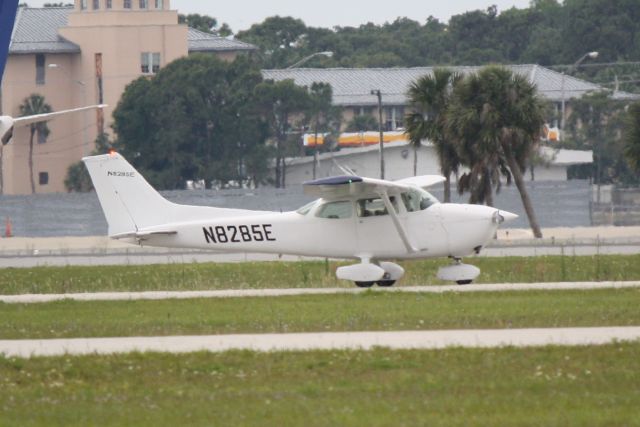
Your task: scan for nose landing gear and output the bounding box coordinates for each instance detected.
[437,257,480,285]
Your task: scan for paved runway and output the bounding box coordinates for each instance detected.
[1,327,639,358]
[2,281,639,304]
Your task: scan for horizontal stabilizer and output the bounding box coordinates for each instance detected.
[111,230,178,241]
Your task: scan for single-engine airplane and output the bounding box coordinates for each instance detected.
[84,152,517,287]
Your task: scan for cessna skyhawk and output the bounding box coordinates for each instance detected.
[83,152,517,287]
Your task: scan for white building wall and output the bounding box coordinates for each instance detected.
[282,144,574,186]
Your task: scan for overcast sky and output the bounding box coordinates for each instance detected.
[27,0,532,31]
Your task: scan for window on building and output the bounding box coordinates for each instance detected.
[106,0,112,8]
[93,0,99,9]
[39,172,49,186]
[80,0,87,10]
[141,52,161,74]
[384,106,405,131]
[139,0,147,9]
[151,52,160,73]
[155,0,163,9]
[37,128,47,145]
[316,201,353,219]
[357,197,398,218]
[124,0,131,8]
[35,54,45,85]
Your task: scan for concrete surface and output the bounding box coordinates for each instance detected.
[2,281,640,304]
[0,226,638,268]
[1,327,639,358]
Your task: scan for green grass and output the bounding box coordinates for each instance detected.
[1,344,639,426]
[2,289,639,339]
[0,254,639,295]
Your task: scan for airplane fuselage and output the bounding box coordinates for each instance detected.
[135,201,500,262]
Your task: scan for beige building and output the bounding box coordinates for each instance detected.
[1,1,255,195]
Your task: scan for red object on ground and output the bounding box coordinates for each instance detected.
[5,217,12,238]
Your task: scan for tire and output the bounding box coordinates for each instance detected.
[376,280,396,287]
[355,281,375,288]
[456,280,473,285]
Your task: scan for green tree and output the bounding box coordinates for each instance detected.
[64,133,111,192]
[112,55,269,189]
[405,68,461,202]
[178,13,232,36]
[448,66,547,238]
[237,17,309,69]
[564,91,636,186]
[624,102,640,174]
[254,79,311,188]
[19,94,51,194]
[345,115,378,132]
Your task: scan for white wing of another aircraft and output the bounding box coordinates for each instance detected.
[1,105,108,146]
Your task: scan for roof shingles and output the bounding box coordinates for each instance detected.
[8,7,256,55]
[262,65,638,105]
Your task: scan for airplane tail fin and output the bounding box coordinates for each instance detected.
[83,153,180,236]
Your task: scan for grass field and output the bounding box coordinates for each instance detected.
[2,289,639,339]
[0,254,639,295]
[1,344,639,426]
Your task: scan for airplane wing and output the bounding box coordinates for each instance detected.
[12,104,108,128]
[303,175,445,199]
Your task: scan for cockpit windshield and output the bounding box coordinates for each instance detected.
[401,189,439,212]
[296,200,317,216]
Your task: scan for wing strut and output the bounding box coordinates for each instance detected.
[379,190,419,254]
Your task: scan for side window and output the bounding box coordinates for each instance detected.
[35,54,45,85]
[357,197,398,217]
[402,190,439,212]
[402,191,421,212]
[316,201,353,219]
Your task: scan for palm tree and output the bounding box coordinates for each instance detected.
[405,68,461,202]
[19,94,51,194]
[624,102,640,174]
[447,66,546,238]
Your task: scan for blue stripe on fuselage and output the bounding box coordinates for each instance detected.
[0,0,19,85]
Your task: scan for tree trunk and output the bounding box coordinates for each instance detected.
[281,158,286,189]
[444,173,451,203]
[506,150,543,238]
[29,128,36,194]
[483,168,494,207]
[413,143,418,176]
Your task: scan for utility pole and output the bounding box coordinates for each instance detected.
[371,89,384,179]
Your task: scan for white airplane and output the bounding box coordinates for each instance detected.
[83,152,518,287]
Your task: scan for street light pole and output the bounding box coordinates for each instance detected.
[560,51,599,139]
[371,89,384,179]
[49,64,90,156]
[286,51,333,69]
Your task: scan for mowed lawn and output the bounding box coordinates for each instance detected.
[0,254,639,295]
[1,344,639,427]
[2,289,640,339]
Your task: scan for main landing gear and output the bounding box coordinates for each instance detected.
[437,257,481,285]
[354,280,397,288]
[337,261,404,288]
